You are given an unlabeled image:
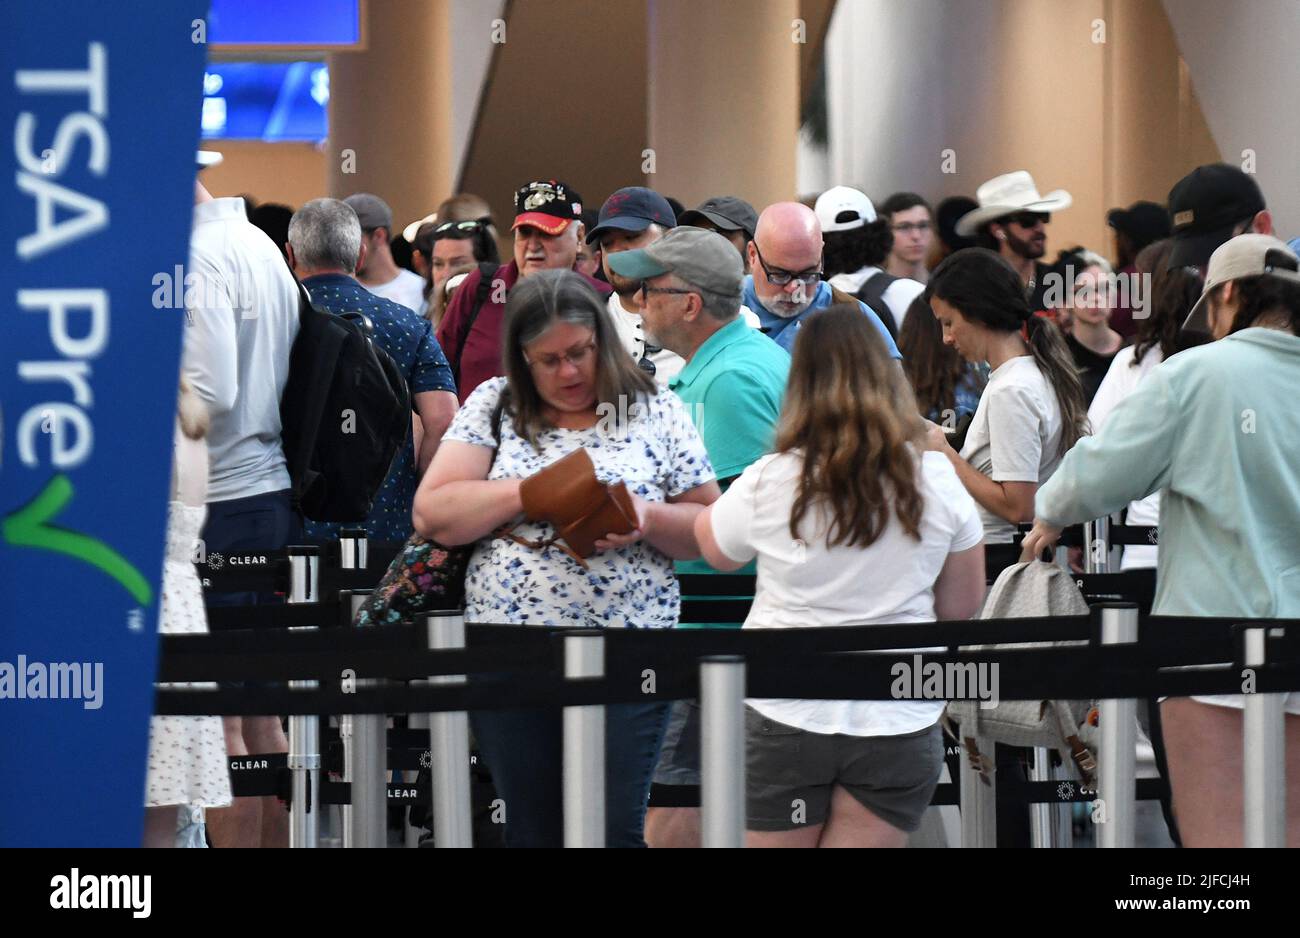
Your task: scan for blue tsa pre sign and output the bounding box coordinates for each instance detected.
[0,1,209,846]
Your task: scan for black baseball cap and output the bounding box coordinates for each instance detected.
[1166,164,1265,270]
[513,179,584,236]
[1106,200,1170,252]
[935,195,979,252]
[585,187,677,244]
[678,196,759,243]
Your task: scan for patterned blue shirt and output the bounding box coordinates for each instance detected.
[300,273,456,545]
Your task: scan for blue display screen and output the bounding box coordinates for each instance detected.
[201,62,328,142]
[208,0,360,46]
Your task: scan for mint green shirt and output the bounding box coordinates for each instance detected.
[672,316,789,589]
[1036,328,1300,618]
[669,316,790,480]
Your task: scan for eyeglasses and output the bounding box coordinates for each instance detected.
[524,340,597,374]
[891,222,932,235]
[636,282,696,299]
[1007,212,1050,229]
[752,243,822,286]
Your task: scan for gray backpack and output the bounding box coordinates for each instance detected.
[943,561,1100,786]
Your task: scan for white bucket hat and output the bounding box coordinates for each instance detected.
[955,171,1072,237]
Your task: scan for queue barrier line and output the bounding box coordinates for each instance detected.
[155,647,1300,717]
[190,524,1161,595]
[158,611,1290,685]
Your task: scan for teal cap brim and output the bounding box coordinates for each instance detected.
[606,248,670,280]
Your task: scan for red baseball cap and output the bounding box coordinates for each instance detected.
[512,179,583,235]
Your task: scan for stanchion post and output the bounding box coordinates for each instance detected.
[1243,626,1285,848]
[958,738,997,848]
[700,656,746,848]
[287,545,321,849]
[1097,603,1137,848]
[1084,516,1110,575]
[563,631,605,848]
[427,610,473,848]
[1028,747,1056,848]
[340,531,386,849]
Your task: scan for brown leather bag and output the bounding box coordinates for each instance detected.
[504,448,638,568]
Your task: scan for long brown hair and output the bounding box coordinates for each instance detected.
[500,269,655,446]
[898,292,979,417]
[1131,239,1205,365]
[776,304,926,548]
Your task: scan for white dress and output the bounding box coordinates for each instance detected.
[144,424,233,809]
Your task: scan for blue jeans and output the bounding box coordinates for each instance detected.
[470,697,672,848]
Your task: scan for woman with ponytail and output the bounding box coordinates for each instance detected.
[922,248,1089,576]
[694,305,986,847]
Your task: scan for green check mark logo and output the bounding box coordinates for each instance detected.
[2,474,153,606]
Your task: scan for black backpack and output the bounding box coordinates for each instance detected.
[280,282,412,522]
[855,271,900,342]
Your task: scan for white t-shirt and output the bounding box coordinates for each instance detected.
[959,355,1065,543]
[828,266,925,334]
[709,448,984,736]
[181,198,300,502]
[1087,344,1164,569]
[366,268,427,313]
[606,293,761,388]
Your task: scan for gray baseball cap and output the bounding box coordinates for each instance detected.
[344,193,393,232]
[1183,233,1300,332]
[606,226,743,299]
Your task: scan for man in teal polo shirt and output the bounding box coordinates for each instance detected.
[609,226,789,847]
[610,226,789,481]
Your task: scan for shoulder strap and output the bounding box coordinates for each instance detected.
[857,270,897,305]
[452,263,501,387]
[849,275,900,343]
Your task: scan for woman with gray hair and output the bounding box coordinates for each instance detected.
[413,269,719,847]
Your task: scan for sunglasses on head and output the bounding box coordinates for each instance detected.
[1008,212,1050,228]
[434,219,484,236]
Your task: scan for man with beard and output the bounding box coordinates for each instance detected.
[741,202,901,358]
[955,171,1073,316]
[435,179,610,401]
[591,187,760,386]
[587,187,683,384]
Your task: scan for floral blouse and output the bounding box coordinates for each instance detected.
[443,377,715,629]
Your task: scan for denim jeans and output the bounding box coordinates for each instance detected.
[470,698,672,848]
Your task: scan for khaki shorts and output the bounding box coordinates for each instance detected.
[745,707,943,833]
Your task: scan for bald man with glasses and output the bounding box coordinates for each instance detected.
[740,202,902,359]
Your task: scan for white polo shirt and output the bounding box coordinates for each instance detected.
[181,197,300,503]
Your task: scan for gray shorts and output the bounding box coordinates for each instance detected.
[745,707,943,833]
[652,699,702,787]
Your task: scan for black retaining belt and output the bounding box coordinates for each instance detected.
[192,528,1160,595]
[155,614,1300,716]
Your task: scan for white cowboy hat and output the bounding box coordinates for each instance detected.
[955,171,1072,237]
